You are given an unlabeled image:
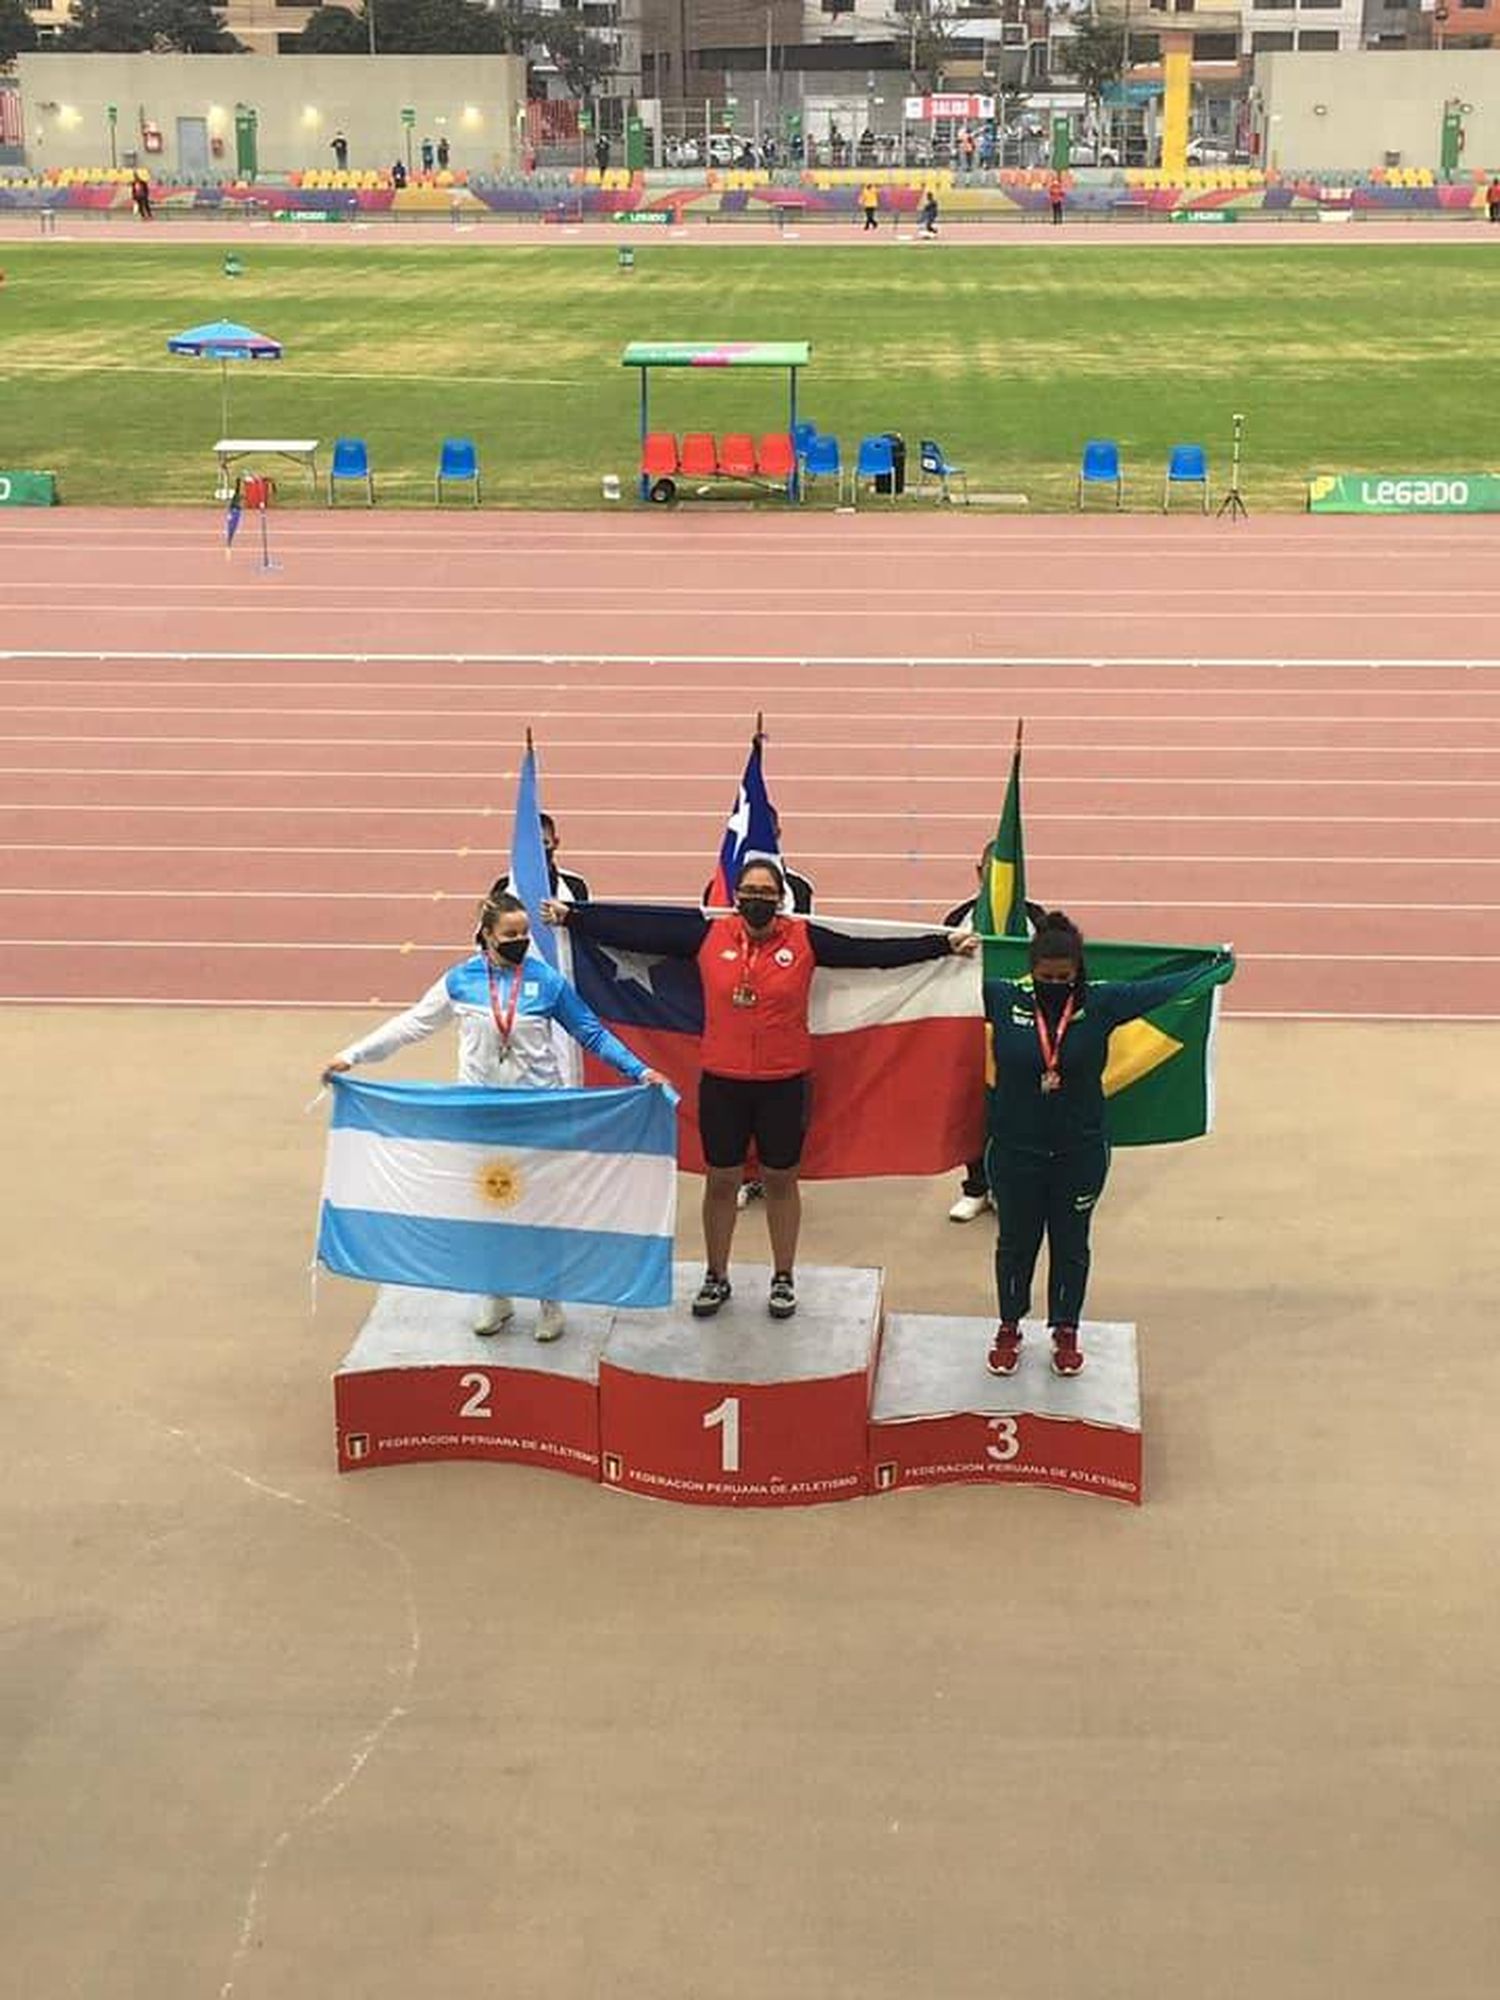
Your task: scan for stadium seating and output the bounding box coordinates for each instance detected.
[1078,438,1124,510]
[641,433,679,477]
[435,437,481,505]
[1162,443,1209,514]
[679,433,718,478]
[328,436,374,506]
[852,435,896,506]
[717,434,758,479]
[801,433,843,501]
[917,438,968,504]
[756,435,796,481]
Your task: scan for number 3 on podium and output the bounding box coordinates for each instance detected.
[986,1415,1019,1463]
[702,1394,741,1473]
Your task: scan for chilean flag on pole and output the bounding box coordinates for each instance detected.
[575,910,987,1179]
[707,723,782,907]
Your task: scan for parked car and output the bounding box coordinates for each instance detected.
[1069,138,1120,167]
[706,133,738,166]
[1186,138,1232,165]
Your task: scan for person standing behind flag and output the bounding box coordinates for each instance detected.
[546,860,977,1323]
[951,720,1032,1222]
[982,911,1234,1379]
[943,849,1045,1223]
[321,893,665,1343]
[492,812,590,907]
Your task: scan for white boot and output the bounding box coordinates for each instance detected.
[535,1300,567,1343]
[474,1295,514,1336]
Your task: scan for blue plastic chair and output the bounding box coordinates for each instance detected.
[1163,442,1209,514]
[436,436,481,505]
[918,437,968,504]
[328,436,374,506]
[792,420,819,461]
[1078,438,1124,510]
[801,433,842,503]
[853,434,896,507]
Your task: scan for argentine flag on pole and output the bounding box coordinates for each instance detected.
[317,1075,677,1309]
[511,730,558,970]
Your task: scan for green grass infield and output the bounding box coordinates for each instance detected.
[4,241,1498,511]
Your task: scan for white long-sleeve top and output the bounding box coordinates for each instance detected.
[337,951,646,1090]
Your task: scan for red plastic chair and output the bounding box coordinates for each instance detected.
[756,434,796,480]
[718,433,757,479]
[679,433,718,478]
[641,432,679,476]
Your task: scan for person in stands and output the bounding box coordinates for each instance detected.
[322,893,664,1344]
[982,911,1234,1379]
[546,859,977,1322]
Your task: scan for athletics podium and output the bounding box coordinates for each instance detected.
[333,1265,1142,1506]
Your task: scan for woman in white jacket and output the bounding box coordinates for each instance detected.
[322,893,664,1342]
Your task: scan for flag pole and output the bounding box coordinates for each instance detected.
[525,725,535,756]
[1014,715,1024,754]
[755,709,764,744]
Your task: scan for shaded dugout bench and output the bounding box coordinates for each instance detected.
[624,341,810,504]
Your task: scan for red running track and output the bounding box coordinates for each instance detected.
[2,510,1498,1018]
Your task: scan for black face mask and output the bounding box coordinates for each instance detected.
[737,896,780,929]
[491,937,529,966]
[1033,975,1077,1014]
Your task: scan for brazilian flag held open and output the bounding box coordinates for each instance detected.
[982,936,1235,1146]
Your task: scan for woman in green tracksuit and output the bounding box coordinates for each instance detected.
[983,910,1235,1379]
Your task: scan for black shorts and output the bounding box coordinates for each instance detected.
[698,1071,809,1172]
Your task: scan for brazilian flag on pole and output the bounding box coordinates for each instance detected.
[983,935,1235,1145]
[974,718,1028,936]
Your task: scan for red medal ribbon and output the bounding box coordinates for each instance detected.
[486,960,522,1052]
[736,916,771,1001]
[1033,989,1077,1086]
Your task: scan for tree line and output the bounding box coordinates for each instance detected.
[2,0,613,99]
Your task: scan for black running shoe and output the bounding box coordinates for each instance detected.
[768,1271,797,1320]
[692,1273,732,1318]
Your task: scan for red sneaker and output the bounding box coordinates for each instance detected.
[1051,1325,1085,1376]
[986,1323,1022,1376]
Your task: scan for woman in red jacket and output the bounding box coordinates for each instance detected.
[546,859,977,1321]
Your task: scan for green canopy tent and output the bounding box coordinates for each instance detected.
[622,341,811,503]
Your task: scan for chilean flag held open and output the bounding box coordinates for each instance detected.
[573,907,986,1180]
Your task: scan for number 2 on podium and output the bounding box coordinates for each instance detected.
[702,1394,742,1473]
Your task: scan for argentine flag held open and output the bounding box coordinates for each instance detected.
[317,1076,677,1309]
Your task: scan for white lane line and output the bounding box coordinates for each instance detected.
[11,579,1500,602]
[0,804,1495,824]
[6,601,1500,625]
[4,649,1500,670]
[4,843,1499,866]
[4,747,1500,770]
[2,888,1496,913]
[3,728,1498,748]
[2,769,1496,789]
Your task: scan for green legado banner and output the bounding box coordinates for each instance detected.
[1308,473,1500,514]
[0,471,59,506]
